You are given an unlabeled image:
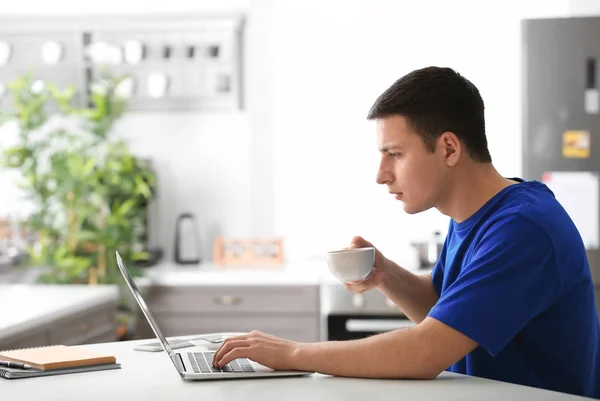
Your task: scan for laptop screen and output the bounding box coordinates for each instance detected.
[115,251,180,369]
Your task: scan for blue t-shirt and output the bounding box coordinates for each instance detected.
[427,178,600,398]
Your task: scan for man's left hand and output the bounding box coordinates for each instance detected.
[212,330,302,370]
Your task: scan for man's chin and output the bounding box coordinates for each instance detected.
[402,203,428,215]
[402,204,417,214]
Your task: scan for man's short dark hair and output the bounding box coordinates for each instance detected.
[367,66,491,163]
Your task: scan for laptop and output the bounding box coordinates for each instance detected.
[115,251,313,380]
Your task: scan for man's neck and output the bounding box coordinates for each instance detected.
[437,162,517,223]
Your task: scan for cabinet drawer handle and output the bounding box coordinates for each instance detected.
[213,295,242,305]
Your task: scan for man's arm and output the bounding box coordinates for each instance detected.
[378,258,439,324]
[293,317,477,379]
[213,318,478,378]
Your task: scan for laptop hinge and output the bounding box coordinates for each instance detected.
[176,353,187,372]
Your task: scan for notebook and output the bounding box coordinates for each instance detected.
[0,362,121,379]
[0,345,117,371]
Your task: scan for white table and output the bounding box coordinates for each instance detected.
[0,339,592,400]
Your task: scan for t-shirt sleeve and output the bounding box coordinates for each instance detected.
[427,217,561,357]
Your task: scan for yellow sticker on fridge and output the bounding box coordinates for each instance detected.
[563,130,590,158]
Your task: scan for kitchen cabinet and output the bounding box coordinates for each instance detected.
[134,284,320,343]
[0,285,119,351]
[0,304,117,350]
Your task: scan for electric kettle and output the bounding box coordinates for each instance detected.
[174,213,201,265]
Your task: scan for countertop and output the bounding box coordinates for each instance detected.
[0,339,591,400]
[141,259,432,286]
[0,260,430,341]
[0,284,119,340]
[142,261,327,286]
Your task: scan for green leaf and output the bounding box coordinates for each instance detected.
[115,199,136,217]
[49,83,76,113]
[67,257,93,277]
[130,251,150,261]
[1,146,28,168]
[90,92,107,121]
[74,108,102,120]
[134,176,151,198]
[82,157,97,176]
[7,74,29,92]
[67,154,84,175]
[74,230,99,242]
[53,245,69,265]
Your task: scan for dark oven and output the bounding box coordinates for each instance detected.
[322,283,414,341]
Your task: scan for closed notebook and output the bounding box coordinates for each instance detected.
[0,345,116,371]
[0,362,121,379]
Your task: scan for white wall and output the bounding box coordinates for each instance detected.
[569,0,600,15]
[0,0,250,16]
[0,0,575,265]
[269,0,571,263]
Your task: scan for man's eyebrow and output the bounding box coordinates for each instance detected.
[379,144,402,153]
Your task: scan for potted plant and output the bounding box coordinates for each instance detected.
[0,72,157,339]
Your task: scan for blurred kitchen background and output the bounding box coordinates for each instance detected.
[0,0,599,349]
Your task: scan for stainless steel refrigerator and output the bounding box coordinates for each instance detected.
[522,16,600,316]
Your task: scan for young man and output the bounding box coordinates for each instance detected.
[213,67,600,398]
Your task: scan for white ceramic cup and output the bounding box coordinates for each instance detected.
[326,247,375,283]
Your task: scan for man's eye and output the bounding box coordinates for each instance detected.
[388,152,401,158]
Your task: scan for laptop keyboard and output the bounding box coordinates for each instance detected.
[185,351,255,374]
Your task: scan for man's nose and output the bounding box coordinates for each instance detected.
[376,161,392,185]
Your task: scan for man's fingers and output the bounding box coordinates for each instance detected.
[217,346,253,367]
[344,268,374,288]
[349,236,362,248]
[213,339,249,366]
[350,235,373,249]
[344,282,366,293]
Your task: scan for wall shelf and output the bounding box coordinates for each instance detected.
[0,14,245,112]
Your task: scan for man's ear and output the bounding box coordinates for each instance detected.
[439,131,462,167]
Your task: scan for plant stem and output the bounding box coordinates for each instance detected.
[89,266,98,285]
[66,192,77,252]
[98,244,106,279]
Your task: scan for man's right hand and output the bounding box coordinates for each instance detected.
[342,236,439,324]
[343,236,390,294]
